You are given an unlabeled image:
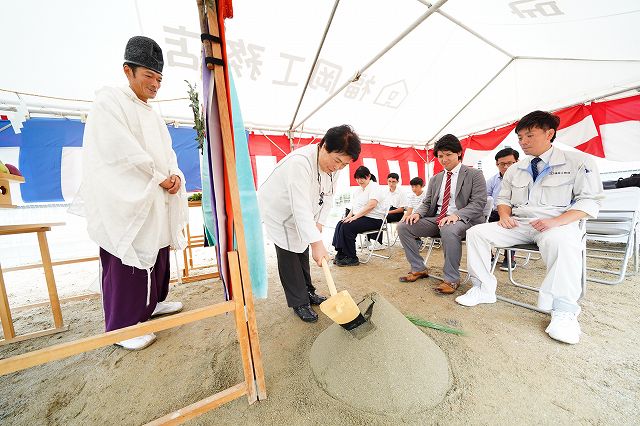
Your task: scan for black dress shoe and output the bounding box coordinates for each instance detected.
[308,292,327,305]
[292,304,318,322]
[336,256,360,267]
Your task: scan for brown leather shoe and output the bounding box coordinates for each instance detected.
[399,269,429,283]
[435,281,460,294]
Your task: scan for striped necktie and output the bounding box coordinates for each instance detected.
[531,157,542,181]
[437,171,453,222]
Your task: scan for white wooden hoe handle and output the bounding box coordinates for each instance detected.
[321,258,338,296]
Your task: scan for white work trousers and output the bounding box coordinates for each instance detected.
[466,220,584,313]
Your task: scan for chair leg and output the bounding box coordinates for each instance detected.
[586,241,634,285]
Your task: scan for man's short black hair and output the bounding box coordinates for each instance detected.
[387,172,399,181]
[494,147,520,162]
[319,124,362,161]
[123,62,142,75]
[433,134,463,160]
[410,177,424,186]
[515,110,561,143]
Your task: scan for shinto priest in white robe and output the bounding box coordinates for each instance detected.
[70,86,188,270]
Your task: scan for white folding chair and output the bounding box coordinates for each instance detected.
[490,220,588,313]
[585,187,640,285]
[357,211,392,264]
[423,196,494,283]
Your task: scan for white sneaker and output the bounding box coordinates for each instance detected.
[455,286,497,307]
[545,311,581,344]
[151,301,184,317]
[116,333,157,350]
[370,241,386,251]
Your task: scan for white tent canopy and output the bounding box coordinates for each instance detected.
[2,0,640,146]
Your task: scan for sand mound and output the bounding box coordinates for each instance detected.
[310,292,451,415]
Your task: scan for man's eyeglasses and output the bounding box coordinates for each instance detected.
[497,161,516,167]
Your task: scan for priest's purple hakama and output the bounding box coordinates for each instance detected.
[100,247,170,332]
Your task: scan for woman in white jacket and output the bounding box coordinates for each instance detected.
[258,125,361,322]
[332,166,389,266]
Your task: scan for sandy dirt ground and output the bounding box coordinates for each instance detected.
[1,241,639,425]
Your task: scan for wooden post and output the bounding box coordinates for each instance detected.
[37,230,63,328]
[228,251,257,403]
[201,0,267,400]
[0,264,16,339]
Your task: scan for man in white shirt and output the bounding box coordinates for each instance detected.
[486,147,520,270]
[457,110,603,345]
[402,177,427,249]
[385,173,408,222]
[404,177,426,217]
[71,36,188,350]
[367,172,408,250]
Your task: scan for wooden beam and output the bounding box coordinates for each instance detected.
[0,301,235,375]
[176,272,219,284]
[2,256,99,273]
[145,382,246,425]
[37,231,63,328]
[0,325,69,346]
[0,222,64,236]
[12,293,100,314]
[228,251,257,403]
[0,267,15,339]
[205,1,267,401]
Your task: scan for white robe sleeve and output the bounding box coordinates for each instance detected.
[72,89,170,267]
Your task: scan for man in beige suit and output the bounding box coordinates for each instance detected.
[397,134,487,294]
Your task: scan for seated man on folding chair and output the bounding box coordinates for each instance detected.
[486,147,520,270]
[367,172,408,250]
[397,135,487,294]
[457,110,603,345]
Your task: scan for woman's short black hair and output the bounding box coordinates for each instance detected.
[433,134,463,160]
[494,147,520,162]
[318,124,362,161]
[514,110,561,142]
[353,165,377,182]
[409,177,424,186]
[387,172,399,181]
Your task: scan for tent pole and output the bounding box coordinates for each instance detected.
[417,0,514,58]
[455,84,640,140]
[291,0,448,131]
[426,58,514,144]
[246,124,424,147]
[517,56,640,63]
[288,0,341,132]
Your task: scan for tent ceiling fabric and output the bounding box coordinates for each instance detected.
[2,0,640,146]
[225,0,640,143]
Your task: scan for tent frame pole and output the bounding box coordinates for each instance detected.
[427,58,514,144]
[288,0,342,132]
[454,84,640,143]
[291,0,449,131]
